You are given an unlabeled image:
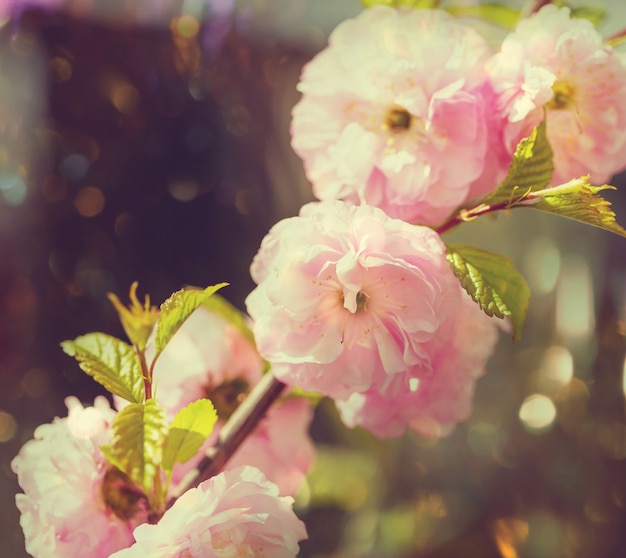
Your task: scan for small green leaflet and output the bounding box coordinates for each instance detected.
[529,179,626,237]
[100,399,169,496]
[60,333,144,404]
[482,119,553,206]
[445,243,530,342]
[162,399,218,475]
[202,294,256,346]
[445,3,520,28]
[154,283,228,363]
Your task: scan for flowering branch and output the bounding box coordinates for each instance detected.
[167,372,287,505]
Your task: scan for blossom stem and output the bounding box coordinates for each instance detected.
[606,27,626,48]
[435,187,552,236]
[136,347,152,400]
[166,372,287,506]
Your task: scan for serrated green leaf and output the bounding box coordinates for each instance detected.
[162,399,218,474]
[61,333,144,404]
[103,399,169,495]
[202,294,256,346]
[445,243,530,342]
[154,283,228,362]
[483,119,553,206]
[445,3,520,28]
[529,178,626,237]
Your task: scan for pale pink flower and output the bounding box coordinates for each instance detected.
[291,6,500,226]
[245,200,462,401]
[486,4,626,185]
[336,289,500,438]
[109,466,307,558]
[11,397,143,558]
[123,305,315,496]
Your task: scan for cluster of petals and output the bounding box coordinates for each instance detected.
[486,4,626,185]
[291,5,505,226]
[336,289,500,438]
[11,397,141,558]
[109,465,307,558]
[139,304,315,496]
[245,200,498,435]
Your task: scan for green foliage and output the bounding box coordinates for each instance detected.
[483,119,553,206]
[445,244,530,342]
[154,283,228,363]
[530,178,626,237]
[60,333,144,404]
[107,282,159,352]
[162,399,218,474]
[100,399,169,496]
[445,3,520,28]
[202,294,256,346]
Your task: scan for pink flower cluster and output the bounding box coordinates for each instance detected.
[487,4,626,185]
[13,306,312,557]
[11,397,140,558]
[109,466,306,558]
[143,305,315,496]
[291,5,626,224]
[246,201,499,437]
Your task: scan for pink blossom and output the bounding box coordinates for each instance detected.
[290,6,500,226]
[336,289,500,438]
[109,466,307,558]
[127,305,315,496]
[245,200,463,401]
[486,4,626,185]
[11,397,144,558]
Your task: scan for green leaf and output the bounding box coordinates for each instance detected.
[445,243,530,342]
[101,399,169,495]
[162,399,218,474]
[154,283,228,362]
[61,333,144,404]
[483,119,553,206]
[445,3,520,28]
[529,178,626,237]
[108,282,159,352]
[202,294,256,346]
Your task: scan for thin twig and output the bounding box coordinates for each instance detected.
[167,372,286,506]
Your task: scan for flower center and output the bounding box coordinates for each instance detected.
[547,80,576,111]
[101,467,147,521]
[204,377,250,419]
[356,291,369,312]
[384,106,412,132]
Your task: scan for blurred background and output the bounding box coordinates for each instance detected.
[1,0,626,556]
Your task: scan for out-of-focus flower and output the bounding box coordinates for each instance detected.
[109,466,307,558]
[11,397,145,558]
[245,200,464,401]
[291,6,500,226]
[487,4,626,185]
[121,305,315,496]
[336,289,500,438]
